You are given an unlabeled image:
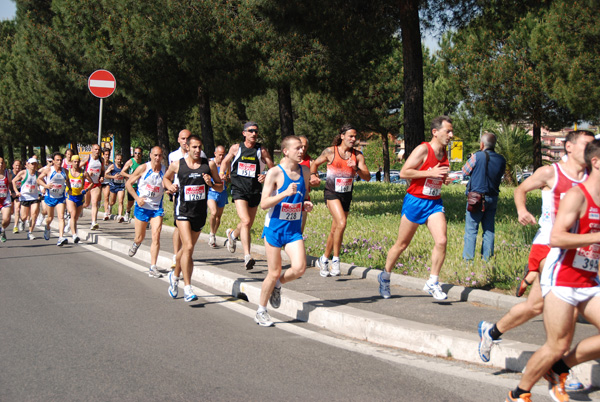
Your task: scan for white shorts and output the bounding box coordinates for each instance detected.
[542,285,600,306]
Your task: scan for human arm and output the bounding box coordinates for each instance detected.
[550,186,600,248]
[258,148,275,184]
[219,144,238,181]
[125,164,147,206]
[309,147,333,187]
[120,160,133,179]
[162,162,179,195]
[206,160,223,192]
[462,153,477,176]
[36,169,50,190]
[104,164,116,179]
[11,171,25,197]
[301,165,313,212]
[514,165,555,226]
[260,168,298,210]
[400,144,448,180]
[354,152,371,181]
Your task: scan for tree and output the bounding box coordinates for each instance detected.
[488,122,532,185]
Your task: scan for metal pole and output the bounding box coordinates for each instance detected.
[97,98,103,145]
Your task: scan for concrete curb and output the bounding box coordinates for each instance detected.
[48,216,599,387]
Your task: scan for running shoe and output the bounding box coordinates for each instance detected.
[225,228,236,253]
[43,225,50,240]
[183,285,198,302]
[168,271,179,298]
[18,221,24,232]
[0,230,6,243]
[57,237,68,247]
[103,212,110,221]
[124,212,130,222]
[270,286,281,309]
[565,370,584,391]
[72,234,80,244]
[544,368,569,402]
[317,256,330,277]
[64,219,70,233]
[27,232,36,240]
[208,233,216,248]
[505,391,532,402]
[378,271,391,299]
[36,215,44,227]
[477,320,499,363]
[13,226,18,234]
[117,215,124,223]
[149,265,163,278]
[90,222,99,230]
[330,260,341,276]
[254,310,274,327]
[244,254,255,270]
[128,242,140,257]
[422,281,447,300]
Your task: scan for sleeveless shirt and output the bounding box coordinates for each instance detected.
[325,147,357,194]
[264,165,305,234]
[136,162,166,211]
[406,142,449,200]
[175,157,210,218]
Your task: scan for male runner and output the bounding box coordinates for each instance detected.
[207,145,228,248]
[35,157,53,227]
[0,163,11,242]
[254,136,313,326]
[105,152,126,222]
[62,148,74,171]
[309,124,371,277]
[168,129,190,269]
[101,147,113,221]
[121,147,143,223]
[506,139,600,402]
[164,135,222,301]
[12,158,41,240]
[10,159,23,233]
[126,146,167,278]
[66,155,91,243]
[82,144,105,230]
[220,122,274,270]
[477,130,593,390]
[298,135,312,233]
[377,116,454,300]
[37,152,69,246]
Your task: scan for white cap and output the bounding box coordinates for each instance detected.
[27,157,38,164]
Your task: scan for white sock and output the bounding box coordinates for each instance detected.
[151,264,157,270]
[184,285,192,293]
[381,271,391,280]
[321,254,329,262]
[210,232,215,236]
[172,254,176,262]
[332,256,340,263]
[428,275,439,284]
[257,305,267,313]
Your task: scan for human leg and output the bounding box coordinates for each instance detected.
[102,185,110,219]
[56,202,66,238]
[89,186,101,225]
[149,216,163,267]
[462,207,481,261]
[425,212,447,277]
[116,190,125,217]
[259,239,283,308]
[233,199,258,256]
[480,196,498,261]
[176,221,201,287]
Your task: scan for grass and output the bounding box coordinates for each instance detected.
[108,182,540,293]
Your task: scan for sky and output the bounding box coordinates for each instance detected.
[0,0,15,20]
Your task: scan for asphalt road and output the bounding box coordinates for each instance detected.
[0,233,560,401]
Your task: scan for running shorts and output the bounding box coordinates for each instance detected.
[134,205,164,222]
[44,195,66,207]
[20,199,40,207]
[109,184,125,194]
[542,285,600,306]
[324,189,352,212]
[401,193,445,225]
[68,194,84,207]
[175,214,205,233]
[231,189,261,208]
[208,189,228,208]
[527,244,551,272]
[262,226,303,248]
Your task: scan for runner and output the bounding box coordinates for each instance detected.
[62,148,74,171]
[298,135,312,233]
[168,129,190,269]
[207,145,228,248]
[101,147,113,221]
[164,135,222,301]
[66,155,91,244]
[82,144,105,230]
[477,130,594,389]
[10,159,23,233]
[0,161,11,242]
[377,116,453,300]
[105,152,126,222]
[37,152,69,246]
[220,121,274,270]
[506,138,600,402]
[121,147,143,223]
[35,157,53,227]
[254,136,313,326]
[309,124,371,277]
[12,158,41,240]
[126,146,167,278]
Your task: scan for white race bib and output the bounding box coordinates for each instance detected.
[237,162,256,178]
[184,185,205,201]
[143,183,161,199]
[423,178,442,197]
[573,244,600,272]
[334,177,353,193]
[49,183,64,197]
[22,184,36,193]
[71,179,83,189]
[280,202,302,221]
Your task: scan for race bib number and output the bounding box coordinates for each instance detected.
[22,184,36,193]
[71,179,83,189]
[50,183,64,196]
[237,162,256,178]
[573,244,600,272]
[280,202,302,221]
[334,177,353,193]
[113,177,124,184]
[88,168,100,180]
[144,183,161,199]
[184,185,205,201]
[0,187,7,198]
[423,178,442,197]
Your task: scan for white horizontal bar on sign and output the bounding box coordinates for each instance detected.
[89,79,115,88]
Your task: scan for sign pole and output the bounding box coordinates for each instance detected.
[97,98,103,146]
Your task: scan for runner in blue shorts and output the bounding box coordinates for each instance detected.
[105,152,126,222]
[401,193,445,225]
[207,145,229,248]
[254,136,313,327]
[37,152,69,246]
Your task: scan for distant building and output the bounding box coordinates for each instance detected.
[527,126,598,163]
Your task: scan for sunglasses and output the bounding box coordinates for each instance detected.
[246,129,258,133]
[134,152,142,155]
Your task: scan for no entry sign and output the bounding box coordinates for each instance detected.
[88,70,116,98]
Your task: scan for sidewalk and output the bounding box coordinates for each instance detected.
[50,210,600,388]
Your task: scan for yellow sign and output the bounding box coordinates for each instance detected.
[77,133,114,160]
[449,140,463,162]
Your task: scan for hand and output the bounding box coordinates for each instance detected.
[346,159,357,170]
[219,171,227,181]
[517,210,537,226]
[168,184,179,194]
[443,174,452,185]
[202,173,213,186]
[285,183,297,197]
[303,201,314,212]
[258,173,266,183]
[430,163,449,179]
[137,198,145,207]
[309,174,321,187]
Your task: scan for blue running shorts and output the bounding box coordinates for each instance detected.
[401,193,445,225]
[262,227,304,248]
[44,195,66,207]
[208,189,228,208]
[67,194,84,207]
[134,205,164,222]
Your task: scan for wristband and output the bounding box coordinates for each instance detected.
[311,173,319,177]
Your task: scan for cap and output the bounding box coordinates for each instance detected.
[27,158,38,164]
[46,157,53,162]
[71,155,80,161]
[243,121,258,131]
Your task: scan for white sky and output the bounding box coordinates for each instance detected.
[0,0,15,20]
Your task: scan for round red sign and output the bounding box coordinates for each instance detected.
[88,70,116,98]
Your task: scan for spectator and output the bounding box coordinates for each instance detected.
[375,167,382,182]
[462,132,506,261]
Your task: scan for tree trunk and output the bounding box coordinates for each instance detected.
[532,122,542,170]
[7,141,14,164]
[198,84,215,158]
[0,144,4,158]
[399,0,425,159]
[120,118,132,159]
[278,82,295,140]
[40,145,47,164]
[52,144,59,153]
[21,145,27,162]
[381,131,391,183]
[156,111,170,161]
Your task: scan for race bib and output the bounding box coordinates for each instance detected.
[280,202,302,221]
[237,162,256,178]
[88,168,100,180]
[423,178,442,197]
[334,177,353,193]
[144,183,161,199]
[0,186,7,198]
[573,244,600,272]
[113,177,124,184]
[71,179,83,189]
[49,183,64,196]
[184,185,205,201]
[22,184,36,193]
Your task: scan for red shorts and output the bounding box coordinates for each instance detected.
[528,244,551,272]
[84,181,100,191]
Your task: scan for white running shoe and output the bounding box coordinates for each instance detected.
[27,232,36,240]
[254,310,274,327]
[244,254,255,270]
[149,265,163,278]
[18,221,24,232]
[57,237,68,247]
[378,271,391,299]
[168,271,179,298]
[44,225,50,240]
[64,219,71,233]
[208,233,216,248]
[72,234,81,244]
[103,212,109,221]
[117,215,124,223]
[225,228,236,253]
[270,287,281,309]
[477,320,499,363]
[124,212,130,222]
[36,215,44,227]
[423,281,447,300]
[184,285,198,302]
[565,370,584,391]
[330,260,341,276]
[128,242,140,257]
[317,256,330,277]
